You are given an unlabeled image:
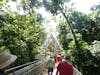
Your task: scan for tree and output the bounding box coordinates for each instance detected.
[90,3,100,27]
[0,9,46,66]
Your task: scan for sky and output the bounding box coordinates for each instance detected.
[71,0,100,14]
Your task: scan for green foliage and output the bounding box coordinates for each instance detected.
[17,0,42,14]
[57,21,71,50]
[90,10,100,24]
[66,10,89,30]
[39,49,46,55]
[0,0,46,66]
[68,32,89,50]
[0,12,46,66]
[64,9,100,44]
[90,41,100,56]
[0,0,4,6]
[43,0,70,15]
[68,33,100,75]
[0,46,6,51]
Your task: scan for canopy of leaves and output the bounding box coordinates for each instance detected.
[90,3,100,26]
[43,0,70,15]
[0,12,46,65]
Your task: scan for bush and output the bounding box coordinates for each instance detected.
[68,34,100,75]
[0,46,6,51]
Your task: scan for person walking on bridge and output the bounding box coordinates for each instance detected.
[56,54,73,75]
[55,54,61,67]
[0,50,17,75]
[46,56,55,75]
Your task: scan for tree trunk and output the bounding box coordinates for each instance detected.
[59,6,78,50]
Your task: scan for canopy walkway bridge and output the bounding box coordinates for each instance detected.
[4,34,82,75]
[5,57,82,75]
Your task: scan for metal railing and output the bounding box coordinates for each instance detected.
[5,59,47,75]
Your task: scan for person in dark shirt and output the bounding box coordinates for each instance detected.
[56,54,73,75]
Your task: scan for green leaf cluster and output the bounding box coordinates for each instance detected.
[0,12,46,66]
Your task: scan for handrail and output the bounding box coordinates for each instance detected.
[5,58,47,75]
[5,60,39,74]
[22,60,45,75]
